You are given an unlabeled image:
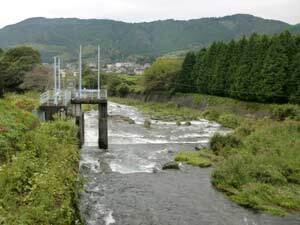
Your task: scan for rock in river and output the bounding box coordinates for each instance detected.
[162,161,180,170]
[185,121,192,126]
[144,119,151,128]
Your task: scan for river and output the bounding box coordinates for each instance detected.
[79,102,300,225]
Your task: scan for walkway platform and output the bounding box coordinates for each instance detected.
[39,89,108,149]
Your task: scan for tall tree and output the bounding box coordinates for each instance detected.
[176,52,196,93]
[193,49,208,94]
[259,41,289,102]
[1,46,41,92]
[289,53,300,103]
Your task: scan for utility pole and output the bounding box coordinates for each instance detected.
[97,45,100,98]
[58,57,61,91]
[54,56,57,93]
[79,45,82,97]
[53,56,58,105]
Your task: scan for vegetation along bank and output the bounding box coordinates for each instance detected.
[0,94,82,225]
[111,93,300,216]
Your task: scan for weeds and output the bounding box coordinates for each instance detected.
[175,151,212,168]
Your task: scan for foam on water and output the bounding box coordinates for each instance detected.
[110,162,156,174]
[105,211,116,225]
[80,155,101,173]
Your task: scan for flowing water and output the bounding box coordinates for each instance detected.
[79,102,300,225]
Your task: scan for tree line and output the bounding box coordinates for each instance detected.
[175,31,300,103]
[0,46,43,97]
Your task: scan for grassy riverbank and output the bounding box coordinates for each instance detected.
[110,94,300,216]
[0,94,82,225]
[110,96,204,121]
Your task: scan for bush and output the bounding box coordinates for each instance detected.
[210,133,242,155]
[0,98,38,162]
[234,126,254,137]
[218,114,240,128]
[270,104,300,121]
[0,120,81,225]
[116,83,130,97]
[202,109,220,121]
[107,77,122,96]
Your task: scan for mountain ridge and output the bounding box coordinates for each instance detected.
[0,14,298,63]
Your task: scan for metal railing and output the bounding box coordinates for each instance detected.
[74,89,107,100]
[40,89,107,106]
[40,90,72,106]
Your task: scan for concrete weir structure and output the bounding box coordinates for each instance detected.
[38,45,108,149]
[71,96,108,149]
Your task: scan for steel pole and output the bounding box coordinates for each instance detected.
[79,45,82,97]
[98,45,100,98]
[54,56,57,93]
[58,57,61,91]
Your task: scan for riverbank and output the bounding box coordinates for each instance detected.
[0,94,82,225]
[110,94,300,216]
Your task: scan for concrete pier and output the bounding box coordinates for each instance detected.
[98,101,108,150]
[39,105,68,121]
[75,111,84,148]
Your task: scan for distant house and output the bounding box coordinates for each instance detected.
[134,68,144,75]
[103,61,151,75]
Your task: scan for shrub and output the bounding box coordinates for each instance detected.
[234,126,254,137]
[0,98,38,162]
[270,104,300,121]
[116,83,130,97]
[0,120,81,225]
[14,98,37,111]
[107,77,121,96]
[210,133,242,155]
[202,109,220,121]
[218,114,241,128]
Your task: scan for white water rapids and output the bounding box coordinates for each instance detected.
[79,102,300,225]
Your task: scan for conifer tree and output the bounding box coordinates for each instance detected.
[289,53,300,103]
[259,41,289,102]
[176,52,196,92]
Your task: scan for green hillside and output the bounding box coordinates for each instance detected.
[0,14,298,62]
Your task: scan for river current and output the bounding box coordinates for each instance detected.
[79,102,300,225]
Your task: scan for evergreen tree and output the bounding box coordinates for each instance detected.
[210,43,227,96]
[176,52,196,92]
[289,53,300,103]
[230,36,249,99]
[259,41,289,102]
[193,49,208,94]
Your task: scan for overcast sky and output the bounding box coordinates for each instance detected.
[0,0,299,28]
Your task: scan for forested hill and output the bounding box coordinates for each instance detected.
[0,14,298,63]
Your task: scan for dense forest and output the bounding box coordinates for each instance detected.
[176,31,300,103]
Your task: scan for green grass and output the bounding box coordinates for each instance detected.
[0,94,39,163]
[212,120,300,216]
[175,151,212,168]
[0,94,82,224]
